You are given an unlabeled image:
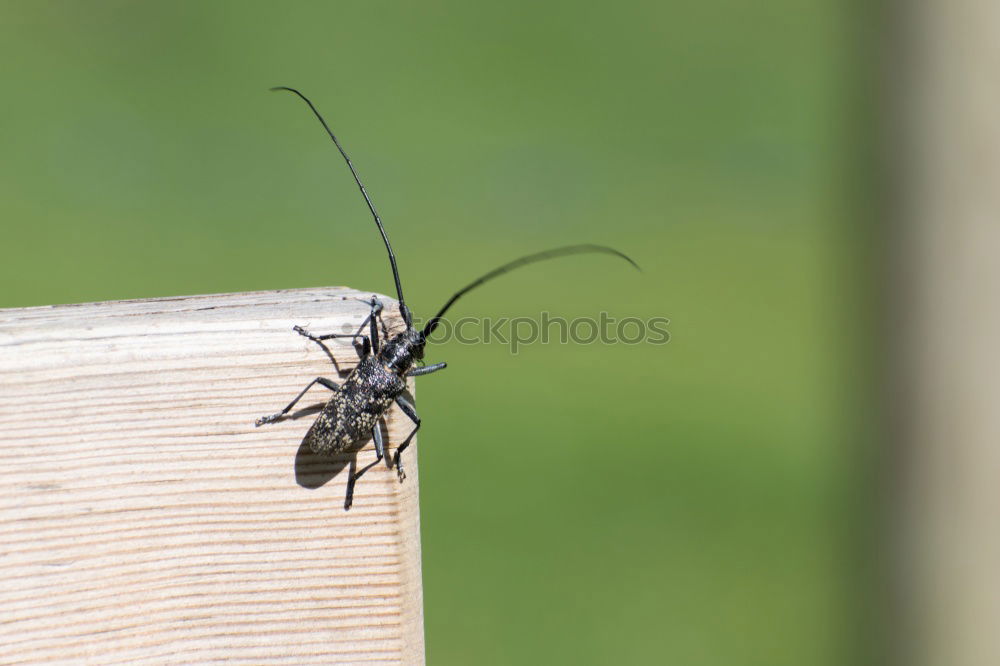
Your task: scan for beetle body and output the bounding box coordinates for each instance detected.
[303,358,399,455]
[256,87,638,509]
[304,333,420,455]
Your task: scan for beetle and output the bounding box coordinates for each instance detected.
[255,87,638,508]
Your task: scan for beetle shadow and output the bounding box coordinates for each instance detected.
[306,338,357,379]
[283,336,362,491]
[294,440,352,489]
[293,416,391,490]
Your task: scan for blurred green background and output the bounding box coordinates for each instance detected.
[0,1,876,664]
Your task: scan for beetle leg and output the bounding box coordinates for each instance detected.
[343,424,387,510]
[295,296,383,357]
[344,458,358,510]
[371,421,385,461]
[294,324,362,343]
[408,362,447,377]
[392,395,421,482]
[254,377,339,426]
[357,296,385,353]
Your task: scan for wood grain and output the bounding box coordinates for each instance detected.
[0,288,425,665]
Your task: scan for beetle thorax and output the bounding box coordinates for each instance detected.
[378,329,426,374]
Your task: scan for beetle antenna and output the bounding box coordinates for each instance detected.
[271,86,413,328]
[421,244,640,338]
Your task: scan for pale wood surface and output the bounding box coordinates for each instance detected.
[0,288,425,665]
[888,2,1000,664]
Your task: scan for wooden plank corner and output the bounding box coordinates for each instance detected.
[0,287,425,664]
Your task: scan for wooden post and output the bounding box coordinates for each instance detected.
[0,288,425,664]
[888,2,1000,665]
